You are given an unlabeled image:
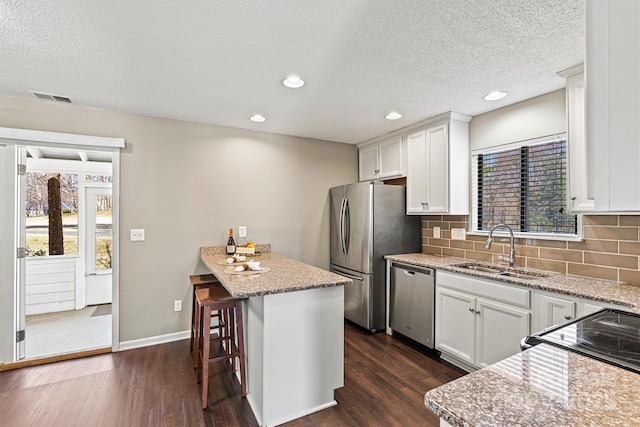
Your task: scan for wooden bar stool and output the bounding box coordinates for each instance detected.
[196,284,247,409]
[189,274,226,368]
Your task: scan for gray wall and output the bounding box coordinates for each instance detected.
[469,89,566,150]
[0,95,358,343]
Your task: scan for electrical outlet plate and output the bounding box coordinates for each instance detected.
[174,300,182,312]
[433,226,441,239]
[451,228,466,240]
[238,226,247,238]
[130,229,145,241]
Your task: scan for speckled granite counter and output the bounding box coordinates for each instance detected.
[200,246,351,298]
[385,253,640,310]
[199,245,349,426]
[425,343,640,427]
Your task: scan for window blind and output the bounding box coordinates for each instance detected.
[472,135,577,236]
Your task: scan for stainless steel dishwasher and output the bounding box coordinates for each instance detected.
[389,262,435,348]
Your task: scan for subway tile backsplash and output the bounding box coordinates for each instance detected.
[421,214,640,284]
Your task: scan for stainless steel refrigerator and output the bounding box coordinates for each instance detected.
[330,181,421,333]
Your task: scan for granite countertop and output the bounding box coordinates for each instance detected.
[424,343,640,427]
[385,253,640,310]
[200,246,351,298]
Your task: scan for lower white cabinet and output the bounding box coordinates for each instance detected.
[533,290,628,334]
[475,298,530,368]
[534,292,578,333]
[435,272,530,370]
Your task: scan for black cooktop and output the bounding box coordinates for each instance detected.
[524,308,640,373]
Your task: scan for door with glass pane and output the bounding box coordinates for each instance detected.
[85,186,112,305]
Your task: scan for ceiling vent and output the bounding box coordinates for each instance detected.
[30,91,72,103]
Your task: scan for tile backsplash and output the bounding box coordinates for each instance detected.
[422,215,640,285]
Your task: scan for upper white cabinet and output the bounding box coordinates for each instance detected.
[586,0,640,211]
[358,136,404,181]
[406,113,471,215]
[558,64,594,213]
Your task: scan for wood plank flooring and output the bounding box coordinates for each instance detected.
[0,322,465,427]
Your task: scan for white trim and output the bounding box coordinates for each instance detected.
[111,151,121,352]
[27,158,112,175]
[0,127,124,149]
[118,330,190,351]
[471,133,567,156]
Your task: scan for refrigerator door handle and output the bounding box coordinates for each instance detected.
[340,197,347,255]
[344,198,350,255]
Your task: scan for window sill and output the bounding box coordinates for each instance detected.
[467,231,583,243]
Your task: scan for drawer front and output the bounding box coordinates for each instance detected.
[437,271,530,309]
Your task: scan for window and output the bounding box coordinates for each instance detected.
[472,134,577,238]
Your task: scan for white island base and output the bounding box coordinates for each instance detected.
[243,285,344,427]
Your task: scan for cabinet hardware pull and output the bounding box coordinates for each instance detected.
[475,310,481,314]
[570,196,576,201]
[564,314,572,320]
[468,307,474,312]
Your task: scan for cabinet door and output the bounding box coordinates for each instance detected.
[378,137,403,179]
[534,293,577,333]
[561,67,594,212]
[424,124,448,212]
[435,287,475,365]
[475,298,530,368]
[406,130,427,214]
[359,144,379,181]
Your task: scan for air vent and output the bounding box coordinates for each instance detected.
[30,91,72,103]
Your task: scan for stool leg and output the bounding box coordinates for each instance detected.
[190,291,196,353]
[201,305,211,409]
[193,297,202,368]
[229,308,237,372]
[236,300,247,397]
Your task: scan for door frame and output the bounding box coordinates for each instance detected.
[84,184,113,306]
[0,127,124,362]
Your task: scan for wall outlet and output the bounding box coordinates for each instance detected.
[451,228,466,240]
[130,229,145,241]
[238,225,247,238]
[433,226,441,239]
[174,300,182,312]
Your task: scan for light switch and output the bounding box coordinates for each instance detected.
[130,229,145,241]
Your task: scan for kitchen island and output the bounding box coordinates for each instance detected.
[200,246,351,427]
[424,343,640,426]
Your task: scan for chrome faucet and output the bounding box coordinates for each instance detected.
[485,224,515,267]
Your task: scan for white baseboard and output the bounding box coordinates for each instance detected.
[118,330,190,351]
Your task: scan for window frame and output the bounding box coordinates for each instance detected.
[470,133,582,242]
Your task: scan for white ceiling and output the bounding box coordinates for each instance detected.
[0,1,584,144]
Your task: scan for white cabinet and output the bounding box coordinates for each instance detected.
[534,291,578,333]
[533,290,629,333]
[475,297,530,368]
[558,64,594,212]
[435,271,530,371]
[435,287,476,365]
[406,113,471,215]
[586,0,640,211]
[358,137,404,181]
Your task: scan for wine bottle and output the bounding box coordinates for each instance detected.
[226,228,236,255]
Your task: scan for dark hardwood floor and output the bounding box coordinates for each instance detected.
[0,322,465,426]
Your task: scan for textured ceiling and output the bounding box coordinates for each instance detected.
[0,1,584,144]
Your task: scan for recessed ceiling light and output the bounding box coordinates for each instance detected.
[282,76,305,89]
[385,112,402,120]
[483,91,507,101]
[250,114,266,122]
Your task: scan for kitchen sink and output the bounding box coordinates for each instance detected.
[453,262,549,280]
[498,270,549,280]
[454,262,505,274]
